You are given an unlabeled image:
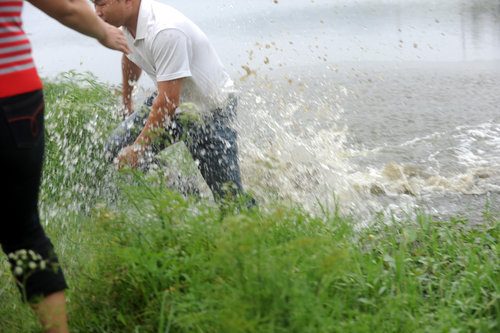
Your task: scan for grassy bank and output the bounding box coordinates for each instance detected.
[0,73,499,332]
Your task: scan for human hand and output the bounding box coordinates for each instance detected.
[98,22,131,54]
[115,144,144,169]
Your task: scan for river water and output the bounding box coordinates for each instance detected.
[23,0,500,223]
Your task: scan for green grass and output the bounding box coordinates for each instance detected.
[0,73,499,332]
[41,71,122,213]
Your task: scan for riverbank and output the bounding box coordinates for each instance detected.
[1,182,498,332]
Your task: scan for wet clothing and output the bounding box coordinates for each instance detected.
[106,93,245,200]
[0,0,67,302]
[114,0,253,204]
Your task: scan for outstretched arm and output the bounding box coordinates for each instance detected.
[27,0,130,53]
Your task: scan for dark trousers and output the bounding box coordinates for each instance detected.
[0,89,67,302]
[106,94,248,202]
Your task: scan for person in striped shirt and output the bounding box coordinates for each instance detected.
[0,0,129,332]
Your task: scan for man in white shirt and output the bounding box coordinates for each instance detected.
[94,0,254,205]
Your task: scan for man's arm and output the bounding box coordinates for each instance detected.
[134,78,183,147]
[28,0,130,53]
[122,54,142,118]
[116,78,183,168]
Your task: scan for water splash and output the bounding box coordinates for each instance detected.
[40,72,123,224]
[38,68,499,227]
[233,63,500,223]
[234,70,380,219]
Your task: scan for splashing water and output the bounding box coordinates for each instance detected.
[233,62,500,223]
[235,72,362,215]
[40,72,123,224]
[38,64,500,228]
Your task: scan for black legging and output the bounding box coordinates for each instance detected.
[0,89,67,302]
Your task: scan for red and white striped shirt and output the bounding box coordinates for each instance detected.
[0,0,42,98]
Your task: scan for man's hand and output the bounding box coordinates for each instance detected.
[115,144,145,169]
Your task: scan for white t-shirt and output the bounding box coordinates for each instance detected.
[124,0,234,113]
